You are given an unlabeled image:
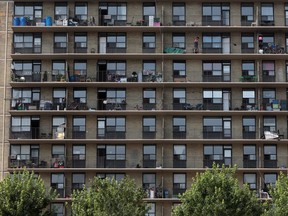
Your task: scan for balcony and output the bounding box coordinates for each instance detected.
[143,156,156,168]
[243,159,257,168]
[142,131,156,139]
[203,75,230,82]
[203,127,231,139]
[97,131,126,139]
[173,131,186,139]
[173,156,186,168]
[12,43,41,54]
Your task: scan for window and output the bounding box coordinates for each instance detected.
[12,61,41,82]
[173,61,186,78]
[244,173,257,190]
[51,173,65,198]
[54,2,68,20]
[263,116,276,132]
[10,145,39,168]
[52,61,66,80]
[242,61,255,81]
[262,34,274,49]
[143,88,156,110]
[143,145,156,168]
[99,3,127,24]
[143,61,156,82]
[202,3,230,26]
[74,60,87,80]
[203,61,231,82]
[97,173,125,181]
[73,88,87,105]
[241,3,254,26]
[52,145,65,167]
[145,203,156,216]
[172,33,185,49]
[264,173,277,191]
[264,145,277,168]
[52,116,66,139]
[12,88,40,110]
[203,89,223,110]
[72,173,85,190]
[242,117,256,139]
[53,33,67,53]
[203,117,232,139]
[143,116,156,139]
[173,174,186,197]
[106,61,126,81]
[143,173,156,190]
[11,116,30,132]
[243,145,256,168]
[202,33,230,53]
[143,33,156,50]
[286,61,288,81]
[242,89,256,108]
[104,33,126,50]
[97,145,125,168]
[204,145,232,167]
[73,116,86,139]
[74,33,87,53]
[172,3,186,25]
[173,145,186,168]
[53,88,66,110]
[105,88,126,110]
[173,116,186,139]
[51,203,64,216]
[75,2,88,22]
[261,3,274,26]
[262,89,276,110]
[285,4,288,26]
[13,33,41,53]
[97,116,126,139]
[173,88,186,110]
[73,145,86,168]
[14,3,43,24]
[241,34,254,53]
[143,3,156,25]
[262,61,275,82]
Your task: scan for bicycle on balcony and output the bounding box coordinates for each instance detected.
[263,43,285,54]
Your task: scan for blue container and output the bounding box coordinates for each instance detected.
[20,17,27,26]
[46,16,52,26]
[42,18,46,26]
[13,17,20,26]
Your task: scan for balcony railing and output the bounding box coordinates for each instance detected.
[7,154,288,169]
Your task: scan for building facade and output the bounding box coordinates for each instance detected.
[1,0,288,215]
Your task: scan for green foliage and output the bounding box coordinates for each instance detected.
[72,176,149,216]
[173,164,263,216]
[0,169,58,216]
[263,172,288,216]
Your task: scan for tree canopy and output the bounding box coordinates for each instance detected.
[0,169,58,216]
[71,176,149,216]
[262,172,288,216]
[173,164,263,216]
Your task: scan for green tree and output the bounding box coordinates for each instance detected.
[0,169,58,216]
[72,176,149,216]
[263,172,288,216]
[173,164,263,216]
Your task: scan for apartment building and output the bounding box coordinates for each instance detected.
[1,0,288,215]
